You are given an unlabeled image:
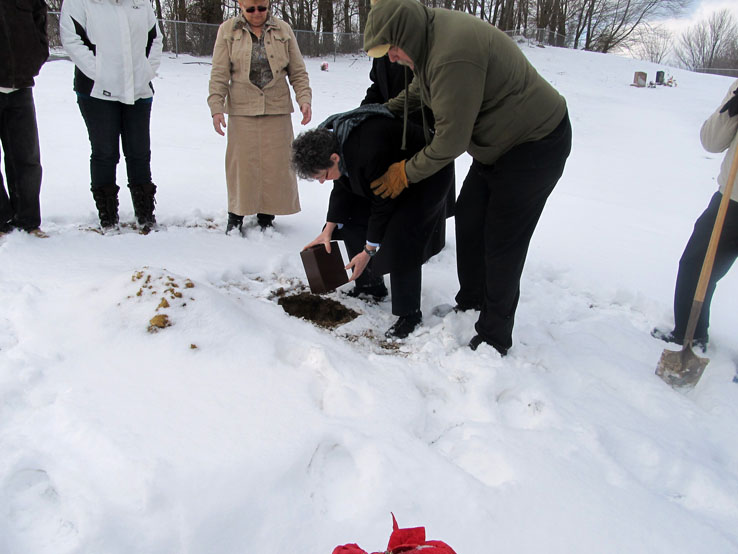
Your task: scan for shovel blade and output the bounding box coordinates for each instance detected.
[656,347,709,389]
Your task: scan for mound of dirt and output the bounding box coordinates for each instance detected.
[278,292,359,329]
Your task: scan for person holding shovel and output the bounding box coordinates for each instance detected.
[362,0,571,356]
[653,79,738,351]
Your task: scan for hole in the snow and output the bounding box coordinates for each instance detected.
[278,292,359,329]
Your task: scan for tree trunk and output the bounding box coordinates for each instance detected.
[343,0,351,33]
[359,0,370,32]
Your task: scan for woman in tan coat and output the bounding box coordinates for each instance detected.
[208,0,312,232]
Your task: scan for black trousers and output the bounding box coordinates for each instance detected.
[673,191,738,341]
[455,113,572,351]
[339,222,422,316]
[0,88,42,230]
[77,95,153,188]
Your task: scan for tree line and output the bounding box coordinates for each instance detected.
[49,0,685,54]
[627,9,738,77]
[45,0,738,75]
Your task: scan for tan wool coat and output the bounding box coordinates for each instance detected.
[208,15,312,215]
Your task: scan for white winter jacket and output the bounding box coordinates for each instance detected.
[60,0,163,105]
[700,78,738,202]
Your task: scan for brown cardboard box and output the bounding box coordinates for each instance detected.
[300,241,349,294]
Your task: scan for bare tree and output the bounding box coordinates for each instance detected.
[190,0,223,22]
[341,0,352,32]
[144,0,692,56]
[627,23,672,63]
[533,0,570,46]
[571,0,686,53]
[721,36,738,73]
[675,9,738,72]
[571,0,603,50]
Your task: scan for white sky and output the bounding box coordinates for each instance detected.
[659,0,738,35]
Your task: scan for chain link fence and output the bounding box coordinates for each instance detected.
[48,12,364,59]
[293,30,365,58]
[695,67,738,78]
[47,12,566,60]
[503,27,568,48]
[159,19,220,57]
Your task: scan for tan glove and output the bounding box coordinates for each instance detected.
[370,160,408,199]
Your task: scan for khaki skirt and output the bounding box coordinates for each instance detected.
[225,114,301,216]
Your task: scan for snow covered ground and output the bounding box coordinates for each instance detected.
[1,42,738,554]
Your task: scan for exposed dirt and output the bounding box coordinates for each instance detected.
[278,292,359,329]
[148,314,170,332]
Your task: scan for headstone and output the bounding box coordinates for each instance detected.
[656,71,665,84]
[300,241,349,294]
[633,71,647,87]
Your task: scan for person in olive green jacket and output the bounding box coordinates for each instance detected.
[363,0,571,356]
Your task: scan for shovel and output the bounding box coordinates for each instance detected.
[656,143,738,388]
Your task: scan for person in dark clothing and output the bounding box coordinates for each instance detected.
[362,57,406,107]
[292,107,454,339]
[361,57,432,129]
[652,79,738,352]
[363,0,571,355]
[60,0,163,232]
[361,56,455,222]
[0,0,49,237]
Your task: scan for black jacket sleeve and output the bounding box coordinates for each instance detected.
[34,0,50,56]
[345,118,424,244]
[361,61,385,106]
[0,0,49,88]
[326,178,359,223]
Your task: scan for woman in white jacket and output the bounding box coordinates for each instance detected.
[60,0,163,232]
[653,79,738,351]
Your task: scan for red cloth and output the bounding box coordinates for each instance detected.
[332,545,368,554]
[332,515,457,554]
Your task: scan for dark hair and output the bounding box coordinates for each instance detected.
[291,129,339,180]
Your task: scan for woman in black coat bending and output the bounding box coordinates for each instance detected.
[292,106,453,338]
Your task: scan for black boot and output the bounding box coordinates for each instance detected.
[91,185,120,230]
[256,213,274,230]
[385,310,422,339]
[346,281,388,301]
[129,183,157,230]
[469,334,508,356]
[651,327,708,353]
[226,212,244,235]
[0,220,14,234]
[453,302,481,313]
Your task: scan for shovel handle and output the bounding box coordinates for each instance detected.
[683,140,738,345]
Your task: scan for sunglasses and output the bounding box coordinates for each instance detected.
[245,5,268,12]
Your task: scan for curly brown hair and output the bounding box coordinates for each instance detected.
[291,129,339,180]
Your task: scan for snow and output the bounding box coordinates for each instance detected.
[1,43,738,554]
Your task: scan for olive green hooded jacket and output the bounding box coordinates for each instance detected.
[363,0,567,183]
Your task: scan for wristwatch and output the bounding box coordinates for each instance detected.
[363,246,377,257]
